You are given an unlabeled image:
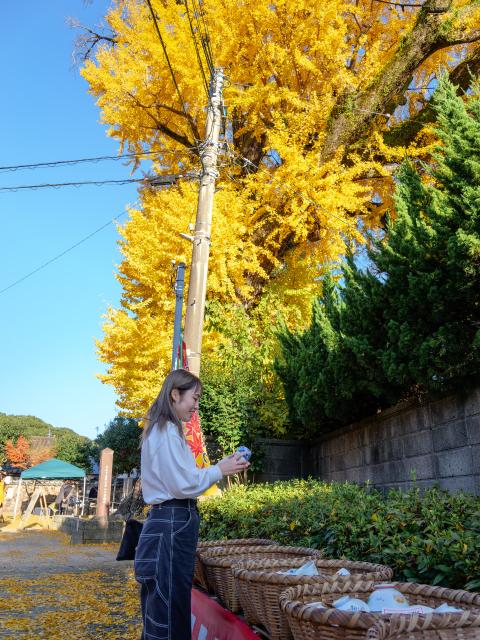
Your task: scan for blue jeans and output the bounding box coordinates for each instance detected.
[134,499,200,640]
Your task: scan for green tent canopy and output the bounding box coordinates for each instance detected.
[21,458,86,479]
[13,458,88,520]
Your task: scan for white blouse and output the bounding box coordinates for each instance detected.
[141,421,223,504]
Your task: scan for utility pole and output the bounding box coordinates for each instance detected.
[171,261,185,370]
[183,68,224,376]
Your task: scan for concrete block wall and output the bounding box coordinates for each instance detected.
[253,438,308,483]
[60,516,125,544]
[257,386,480,494]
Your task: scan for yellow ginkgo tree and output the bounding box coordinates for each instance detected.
[80,0,480,419]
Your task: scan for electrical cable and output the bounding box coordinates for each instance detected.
[0,173,193,193]
[372,0,423,7]
[0,178,145,193]
[190,0,215,73]
[0,148,196,173]
[199,5,215,70]
[0,211,131,296]
[145,0,199,143]
[184,0,210,98]
[191,10,214,74]
[405,85,436,92]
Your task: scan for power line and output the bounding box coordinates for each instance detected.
[372,0,423,7]
[405,85,436,92]
[0,148,196,173]
[145,0,198,142]
[190,0,215,73]
[184,0,210,99]
[0,173,195,193]
[0,178,144,192]
[0,211,130,296]
[0,91,431,177]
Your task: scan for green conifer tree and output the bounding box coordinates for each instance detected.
[276,276,345,434]
[338,252,401,408]
[375,75,480,392]
[277,75,480,435]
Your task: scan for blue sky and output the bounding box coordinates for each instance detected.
[0,1,143,440]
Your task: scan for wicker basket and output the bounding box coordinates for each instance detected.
[279,580,480,640]
[201,544,323,613]
[233,557,393,640]
[194,538,275,590]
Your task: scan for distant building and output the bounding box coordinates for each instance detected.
[30,435,56,451]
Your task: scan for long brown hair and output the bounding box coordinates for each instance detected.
[141,369,202,442]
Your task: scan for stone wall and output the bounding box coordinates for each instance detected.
[61,516,125,544]
[256,386,480,494]
[254,438,309,484]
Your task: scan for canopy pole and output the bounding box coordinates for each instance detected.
[81,476,86,516]
[13,478,22,520]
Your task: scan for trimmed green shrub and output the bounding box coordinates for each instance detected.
[199,479,480,591]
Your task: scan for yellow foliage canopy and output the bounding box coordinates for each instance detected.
[81,0,480,417]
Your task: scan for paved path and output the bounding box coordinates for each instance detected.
[0,529,131,576]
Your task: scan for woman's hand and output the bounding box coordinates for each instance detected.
[218,453,250,477]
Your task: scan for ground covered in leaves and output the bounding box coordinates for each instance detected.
[0,529,141,639]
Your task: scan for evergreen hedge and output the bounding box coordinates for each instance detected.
[199,480,480,591]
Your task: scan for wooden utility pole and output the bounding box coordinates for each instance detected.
[183,68,224,377]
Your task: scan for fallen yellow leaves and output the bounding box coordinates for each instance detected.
[0,568,141,639]
[0,569,141,639]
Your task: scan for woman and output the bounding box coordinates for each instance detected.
[135,368,249,640]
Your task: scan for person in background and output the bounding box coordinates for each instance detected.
[135,369,249,640]
[55,481,74,515]
[87,483,98,515]
[88,483,98,500]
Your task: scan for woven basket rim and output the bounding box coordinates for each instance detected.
[201,547,322,569]
[233,558,392,585]
[197,538,275,548]
[280,580,480,603]
[278,580,480,630]
[200,544,322,564]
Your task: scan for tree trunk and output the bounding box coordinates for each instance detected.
[320,0,475,162]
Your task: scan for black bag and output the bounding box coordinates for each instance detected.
[116,518,143,561]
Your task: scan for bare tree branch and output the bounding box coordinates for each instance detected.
[126,92,196,149]
[70,19,117,64]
